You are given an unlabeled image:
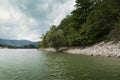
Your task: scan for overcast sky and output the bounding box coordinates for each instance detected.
[0,0,75,41]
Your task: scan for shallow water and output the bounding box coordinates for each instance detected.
[0,49,120,80]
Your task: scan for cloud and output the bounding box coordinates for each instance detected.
[0,0,75,41]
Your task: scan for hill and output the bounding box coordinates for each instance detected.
[0,39,39,48]
[40,0,120,48]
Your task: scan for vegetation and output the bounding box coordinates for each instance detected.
[40,0,120,48]
[0,39,39,49]
[0,43,38,49]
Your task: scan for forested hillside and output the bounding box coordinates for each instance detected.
[0,39,38,48]
[40,0,120,49]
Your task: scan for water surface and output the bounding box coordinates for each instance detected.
[0,49,120,80]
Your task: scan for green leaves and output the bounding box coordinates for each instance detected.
[40,25,65,49]
[40,0,120,48]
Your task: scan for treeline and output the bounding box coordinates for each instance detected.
[40,0,120,49]
[0,44,37,49]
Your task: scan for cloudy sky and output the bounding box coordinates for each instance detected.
[0,0,75,41]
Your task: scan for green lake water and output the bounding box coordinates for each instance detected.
[0,49,120,80]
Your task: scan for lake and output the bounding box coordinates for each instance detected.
[0,49,120,80]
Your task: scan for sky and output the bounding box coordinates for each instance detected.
[0,0,75,41]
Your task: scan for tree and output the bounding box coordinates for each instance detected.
[40,34,47,48]
[46,26,65,49]
[39,0,120,48]
[50,29,65,49]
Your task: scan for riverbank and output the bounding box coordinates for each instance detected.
[40,41,120,57]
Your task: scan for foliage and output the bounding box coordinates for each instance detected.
[40,25,65,49]
[40,0,120,48]
[0,43,37,49]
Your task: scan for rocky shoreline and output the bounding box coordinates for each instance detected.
[40,41,120,58]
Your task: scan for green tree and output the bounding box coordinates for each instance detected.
[39,0,120,48]
[40,34,47,48]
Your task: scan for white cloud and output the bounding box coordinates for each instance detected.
[0,0,75,41]
[52,0,75,25]
[36,3,49,12]
[0,8,11,22]
[16,32,40,41]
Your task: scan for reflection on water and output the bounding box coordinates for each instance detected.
[0,49,120,80]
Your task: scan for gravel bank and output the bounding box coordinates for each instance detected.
[41,41,120,57]
[65,41,120,57]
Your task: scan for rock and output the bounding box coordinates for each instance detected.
[42,41,120,58]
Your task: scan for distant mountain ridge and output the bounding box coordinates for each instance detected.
[0,39,39,47]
